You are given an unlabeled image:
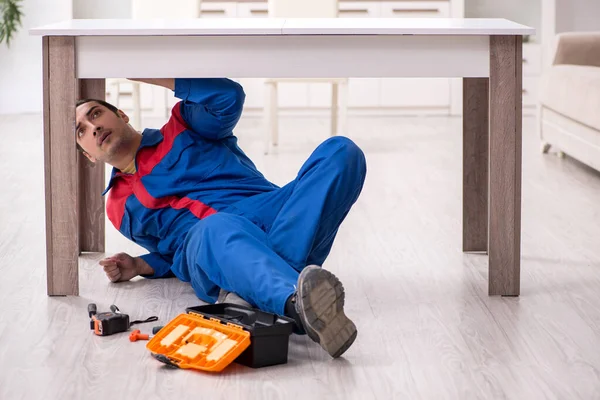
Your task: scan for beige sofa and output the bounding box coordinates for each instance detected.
[539,32,600,172]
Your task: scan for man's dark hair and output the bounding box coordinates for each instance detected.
[76,98,119,114]
[75,99,120,153]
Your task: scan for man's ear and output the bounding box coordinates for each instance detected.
[77,141,97,162]
[117,109,130,124]
[83,151,97,163]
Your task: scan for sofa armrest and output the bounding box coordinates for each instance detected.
[553,32,600,67]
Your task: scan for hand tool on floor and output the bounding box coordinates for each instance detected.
[128,325,165,342]
[129,329,151,342]
[152,326,164,335]
[88,303,158,337]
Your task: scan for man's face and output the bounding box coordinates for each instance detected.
[75,102,134,164]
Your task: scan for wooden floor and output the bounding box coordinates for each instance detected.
[1,112,600,400]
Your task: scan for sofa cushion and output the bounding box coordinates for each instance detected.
[540,65,600,131]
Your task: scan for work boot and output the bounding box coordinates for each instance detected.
[289,265,357,358]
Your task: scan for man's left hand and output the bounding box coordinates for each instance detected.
[99,252,141,282]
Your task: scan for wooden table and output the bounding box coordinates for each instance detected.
[30,18,533,296]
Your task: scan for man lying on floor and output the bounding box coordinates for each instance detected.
[76,78,366,358]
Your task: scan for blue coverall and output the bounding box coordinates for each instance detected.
[105,78,366,316]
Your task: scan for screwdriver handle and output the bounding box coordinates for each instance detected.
[152,326,164,335]
[129,329,150,342]
[88,303,97,318]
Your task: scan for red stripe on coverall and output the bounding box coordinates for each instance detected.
[107,174,134,232]
[132,180,217,219]
[108,102,217,231]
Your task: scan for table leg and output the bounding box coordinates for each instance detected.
[463,78,489,253]
[331,82,339,137]
[78,79,106,253]
[489,35,523,296]
[43,36,79,295]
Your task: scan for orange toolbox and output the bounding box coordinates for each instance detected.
[146,303,295,372]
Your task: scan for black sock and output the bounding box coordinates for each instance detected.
[284,293,305,335]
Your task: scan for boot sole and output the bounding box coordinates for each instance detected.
[297,266,357,358]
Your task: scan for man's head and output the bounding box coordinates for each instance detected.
[75,99,141,167]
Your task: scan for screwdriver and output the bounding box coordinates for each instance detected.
[129,325,164,342]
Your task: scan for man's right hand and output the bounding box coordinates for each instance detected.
[99,253,153,282]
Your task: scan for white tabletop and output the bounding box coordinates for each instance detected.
[281,18,533,35]
[30,18,534,36]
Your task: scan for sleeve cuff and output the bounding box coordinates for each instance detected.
[174,78,192,101]
[139,252,174,279]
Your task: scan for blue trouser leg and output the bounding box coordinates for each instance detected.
[174,137,366,316]
[267,136,367,270]
[178,213,298,315]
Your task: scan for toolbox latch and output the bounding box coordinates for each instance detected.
[226,323,244,330]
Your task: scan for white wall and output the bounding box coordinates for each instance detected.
[73,0,131,19]
[0,0,72,115]
[465,0,542,41]
[555,0,600,33]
